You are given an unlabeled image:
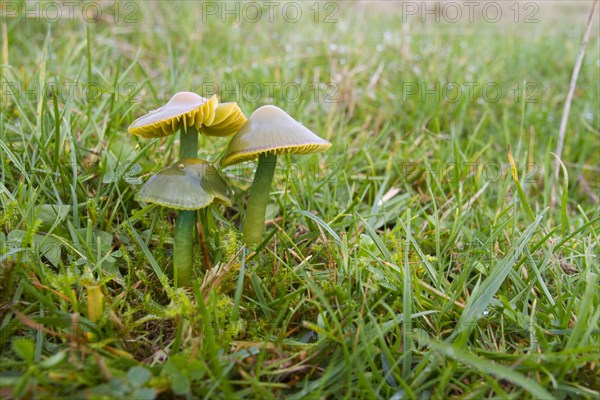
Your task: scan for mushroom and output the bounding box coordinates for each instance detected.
[136,158,231,286]
[129,92,246,286]
[220,105,331,245]
[128,91,247,156]
[128,92,217,138]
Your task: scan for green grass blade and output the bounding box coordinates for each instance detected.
[451,210,546,346]
[423,340,554,399]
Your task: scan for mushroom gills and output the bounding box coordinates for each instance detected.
[202,102,247,137]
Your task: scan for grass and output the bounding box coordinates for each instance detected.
[1,1,599,398]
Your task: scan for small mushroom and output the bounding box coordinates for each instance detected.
[136,158,231,286]
[220,105,331,245]
[129,92,245,286]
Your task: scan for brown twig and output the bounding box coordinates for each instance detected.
[552,0,599,204]
[13,310,87,344]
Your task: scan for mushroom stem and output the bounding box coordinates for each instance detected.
[179,127,199,158]
[243,153,277,245]
[173,127,199,286]
[173,210,195,286]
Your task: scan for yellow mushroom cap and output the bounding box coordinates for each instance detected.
[128,92,218,138]
[220,105,331,167]
[202,102,247,137]
[136,158,231,210]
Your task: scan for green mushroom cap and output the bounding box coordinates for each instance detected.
[220,105,331,167]
[136,158,231,210]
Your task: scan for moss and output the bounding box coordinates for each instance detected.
[1,200,20,231]
[86,198,99,225]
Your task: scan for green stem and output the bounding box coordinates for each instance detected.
[173,127,199,286]
[243,153,277,245]
[179,127,198,159]
[173,210,195,287]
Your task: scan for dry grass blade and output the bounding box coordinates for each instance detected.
[201,246,245,300]
[552,0,599,204]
